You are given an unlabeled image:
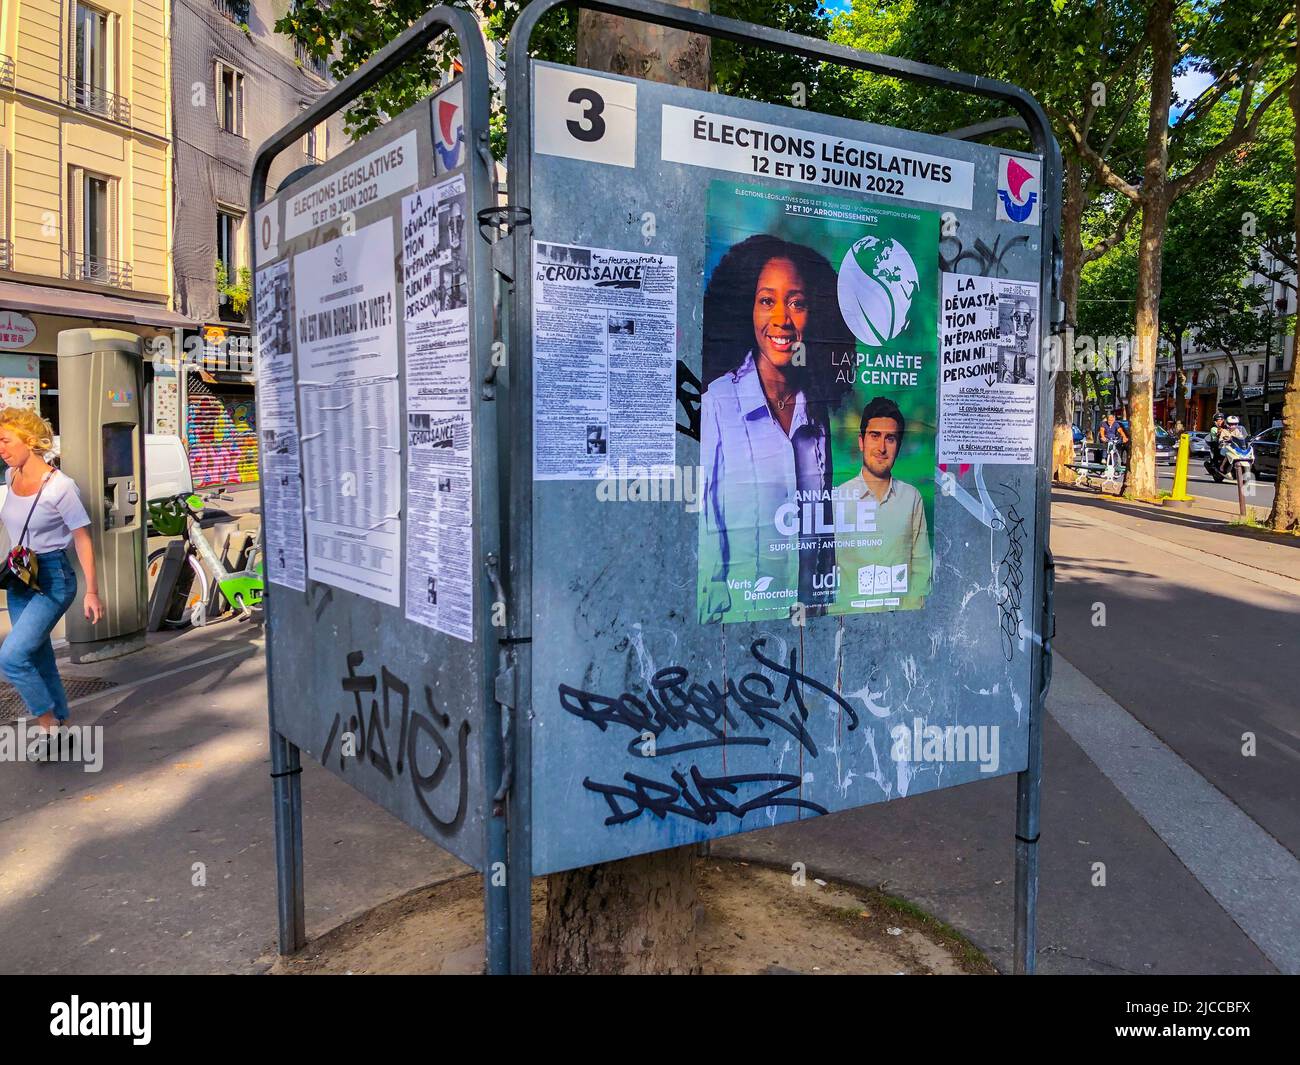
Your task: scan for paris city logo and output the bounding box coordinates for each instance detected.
[996,154,1041,225]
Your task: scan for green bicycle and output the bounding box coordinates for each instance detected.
[146,491,264,628]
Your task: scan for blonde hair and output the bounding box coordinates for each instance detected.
[0,407,55,453]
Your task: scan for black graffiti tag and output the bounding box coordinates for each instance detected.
[558,638,860,759]
[585,766,828,826]
[675,359,702,441]
[323,651,469,836]
[993,503,1027,661]
[939,232,1029,277]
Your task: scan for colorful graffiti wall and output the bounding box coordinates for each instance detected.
[186,376,259,486]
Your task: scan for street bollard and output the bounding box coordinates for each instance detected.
[1164,433,1195,509]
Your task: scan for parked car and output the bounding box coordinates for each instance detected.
[1151,424,1175,465]
[1251,425,1282,480]
[47,433,194,501]
[1187,431,1210,458]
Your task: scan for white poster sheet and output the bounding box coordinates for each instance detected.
[255,259,307,591]
[284,130,418,241]
[532,242,677,480]
[401,177,474,641]
[661,105,974,209]
[294,220,403,605]
[938,274,1040,465]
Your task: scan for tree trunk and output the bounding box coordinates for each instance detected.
[1053,155,1085,483]
[1222,350,1249,421]
[537,0,712,975]
[1172,328,1187,429]
[536,847,703,973]
[577,0,711,89]
[1268,12,1300,534]
[1128,0,1176,500]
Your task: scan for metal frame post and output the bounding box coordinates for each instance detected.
[250,7,506,969]
[507,0,1061,975]
[269,729,305,954]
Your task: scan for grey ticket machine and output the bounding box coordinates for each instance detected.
[56,328,147,661]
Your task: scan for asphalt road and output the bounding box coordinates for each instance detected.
[1158,465,1277,508]
[1050,497,1300,859]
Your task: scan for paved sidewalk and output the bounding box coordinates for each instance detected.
[719,653,1282,975]
[2,485,1295,975]
[1051,486,1300,583]
[0,621,466,974]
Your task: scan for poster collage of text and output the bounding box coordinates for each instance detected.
[253,122,475,642]
[254,95,1043,633]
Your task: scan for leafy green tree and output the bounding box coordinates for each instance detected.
[831,0,1150,484]
[1268,8,1300,534]
[1065,0,1294,499]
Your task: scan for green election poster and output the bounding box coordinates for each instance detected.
[697,180,939,625]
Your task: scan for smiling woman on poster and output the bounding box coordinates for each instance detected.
[698,234,854,623]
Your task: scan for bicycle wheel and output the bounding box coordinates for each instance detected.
[146,547,210,629]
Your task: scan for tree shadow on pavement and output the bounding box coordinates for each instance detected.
[1053,488,1300,552]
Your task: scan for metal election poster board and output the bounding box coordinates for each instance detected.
[251,18,499,880]
[505,0,1059,893]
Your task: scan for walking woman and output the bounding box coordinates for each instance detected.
[0,407,102,752]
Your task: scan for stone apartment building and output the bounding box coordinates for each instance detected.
[169,0,342,486]
[0,0,187,429]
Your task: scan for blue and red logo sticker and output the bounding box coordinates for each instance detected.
[434,82,465,173]
[996,155,1040,225]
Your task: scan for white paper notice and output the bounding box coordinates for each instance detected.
[938,273,1040,465]
[532,242,677,480]
[294,220,403,605]
[255,259,306,591]
[401,177,474,641]
[284,130,418,240]
[661,105,974,210]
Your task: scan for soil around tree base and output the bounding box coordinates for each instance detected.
[267,859,995,975]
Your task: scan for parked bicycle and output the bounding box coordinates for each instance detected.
[146,491,263,628]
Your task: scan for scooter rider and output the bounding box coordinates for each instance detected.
[1207,411,1228,471]
[1217,415,1248,477]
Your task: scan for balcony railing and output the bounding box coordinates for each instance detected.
[0,54,14,91]
[65,77,131,125]
[295,42,329,80]
[212,0,251,24]
[66,252,133,289]
[0,238,12,271]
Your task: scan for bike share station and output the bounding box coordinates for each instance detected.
[55,328,149,662]
[251,1,1059,974]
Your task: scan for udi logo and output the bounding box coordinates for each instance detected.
[996,154,1040,225]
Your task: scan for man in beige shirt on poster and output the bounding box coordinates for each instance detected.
[834,396,932,612]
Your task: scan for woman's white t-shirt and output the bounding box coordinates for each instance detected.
[1,469,92,553]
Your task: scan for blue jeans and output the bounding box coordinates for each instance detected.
[1,550,78,721]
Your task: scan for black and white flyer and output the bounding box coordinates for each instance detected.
[532,242,677,480]
[401,177,474,641]
[937,273,1039,465]
[294,220,403,606]
[254,259,306,591]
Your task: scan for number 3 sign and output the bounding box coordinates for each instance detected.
[534,65,638,169]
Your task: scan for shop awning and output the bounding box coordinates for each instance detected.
[0,280,197,329]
